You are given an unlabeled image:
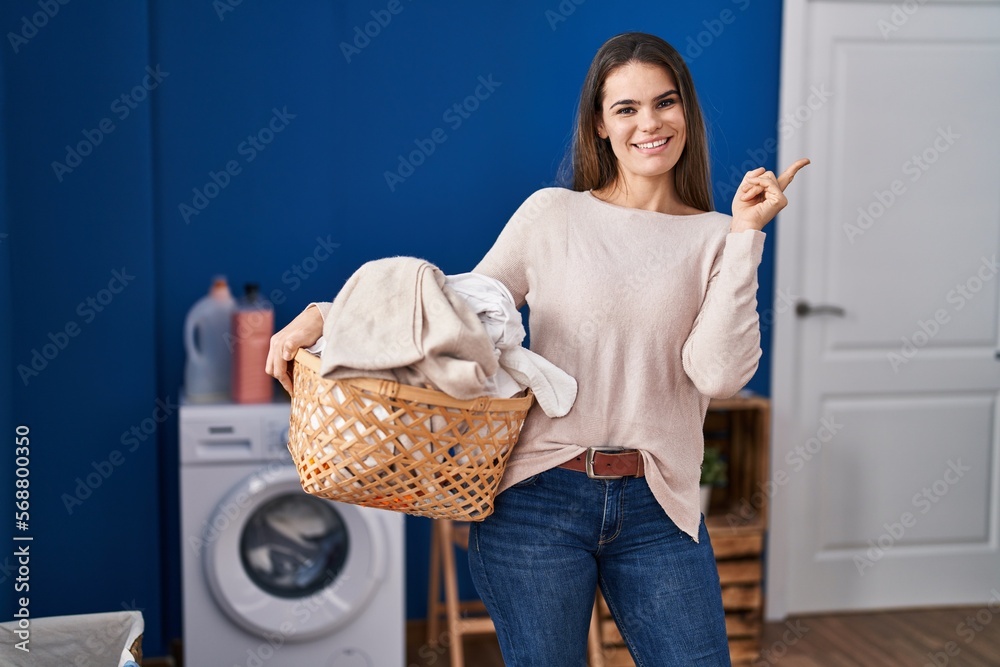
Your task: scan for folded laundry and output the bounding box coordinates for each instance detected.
[314,256,499,400]
[306,259,577,417]
[301,258,578,475]
[443,272,522,398]
[444,272,577,418]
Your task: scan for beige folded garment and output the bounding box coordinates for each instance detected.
[317,257,500,400]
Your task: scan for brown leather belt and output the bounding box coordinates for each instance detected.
[558,448,645,479]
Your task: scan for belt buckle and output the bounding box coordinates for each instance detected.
[585,446,625,480]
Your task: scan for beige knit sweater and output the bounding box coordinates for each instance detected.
[472,188,765,542]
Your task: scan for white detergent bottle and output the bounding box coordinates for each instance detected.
[184,276,237,403]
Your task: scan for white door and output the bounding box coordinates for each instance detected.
[767,0,1000,619]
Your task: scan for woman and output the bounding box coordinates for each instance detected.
[267,31,807,666]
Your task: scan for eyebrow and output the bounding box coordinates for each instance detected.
[609,89,680,109]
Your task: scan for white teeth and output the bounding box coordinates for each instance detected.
[636,138,668,149]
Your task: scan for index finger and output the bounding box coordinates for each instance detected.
[269,353,287,382]
[777,158,810,191]
[266,344,288,383]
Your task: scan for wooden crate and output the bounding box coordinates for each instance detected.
[707,397,770,664]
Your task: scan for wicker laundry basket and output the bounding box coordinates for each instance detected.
[287,348,534,521]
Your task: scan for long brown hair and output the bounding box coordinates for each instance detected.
[563,32,713,212]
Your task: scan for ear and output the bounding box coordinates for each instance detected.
[594,115,607,139]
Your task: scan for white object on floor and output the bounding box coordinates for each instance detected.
[0,610,143,667]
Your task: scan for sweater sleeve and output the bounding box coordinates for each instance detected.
[299,302,333,353]
[681,228,766,399]
[307,301,332,320]
[472,189,554,309]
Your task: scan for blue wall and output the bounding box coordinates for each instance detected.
[1,0,162,651]
[0,19,11,640]
[2,0,782,656]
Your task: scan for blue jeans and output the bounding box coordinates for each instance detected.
[468,466,731,666]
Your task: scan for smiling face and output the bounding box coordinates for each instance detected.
[594,61,687,188]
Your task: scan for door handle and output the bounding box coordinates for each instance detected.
[795,300,846,317]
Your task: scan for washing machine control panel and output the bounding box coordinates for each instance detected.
[180,401,292,464]
[262,416,292,459]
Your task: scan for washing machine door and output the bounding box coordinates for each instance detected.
[203,465,388,642]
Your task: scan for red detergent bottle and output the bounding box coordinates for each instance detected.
[231,282,275,403]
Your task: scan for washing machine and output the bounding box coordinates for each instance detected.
[179,400,405,667]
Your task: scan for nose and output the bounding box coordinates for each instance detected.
[638,107,662,133]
